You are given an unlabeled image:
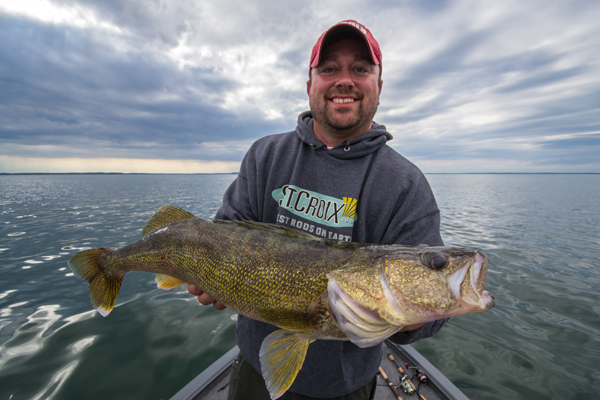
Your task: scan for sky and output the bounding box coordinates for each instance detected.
[1,0,599,173]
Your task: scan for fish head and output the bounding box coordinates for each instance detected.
[383,246,494,315]
[326,245,494,347]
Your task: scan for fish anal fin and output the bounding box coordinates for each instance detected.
[256,309,324,331]
[155,274,186,290]
[68,248,123,317]
[142,205,197,237]
[259,329,312,400]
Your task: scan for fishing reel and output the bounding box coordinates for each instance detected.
[398,376,416,394]
[406,362,429,385]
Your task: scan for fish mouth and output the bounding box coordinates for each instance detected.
[448,251,495,311]
[327,278,403,348]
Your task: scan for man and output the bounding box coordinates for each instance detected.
[189,20,446,399]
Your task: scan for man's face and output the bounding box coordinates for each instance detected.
[307,37,382,140]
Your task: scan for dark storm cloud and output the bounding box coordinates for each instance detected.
[1,0,599,172]
[0,13,287,162]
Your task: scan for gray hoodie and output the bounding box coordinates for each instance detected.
[215,111,446,397]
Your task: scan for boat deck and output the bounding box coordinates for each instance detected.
[171,341,469,400]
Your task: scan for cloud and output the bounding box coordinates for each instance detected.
[1,0,599,173]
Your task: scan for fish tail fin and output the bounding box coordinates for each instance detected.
[259,329,312,400]
[68,248,123,317]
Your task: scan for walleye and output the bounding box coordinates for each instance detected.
[69,205,495,399]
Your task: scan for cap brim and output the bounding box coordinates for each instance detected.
[310,24,379,68]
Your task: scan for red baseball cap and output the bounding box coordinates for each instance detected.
[309,20,382,72]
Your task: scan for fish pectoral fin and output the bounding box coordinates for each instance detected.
[260,329,312,400]
[142,205,197,237]
[155,274,186,290]
[256,309,323,331]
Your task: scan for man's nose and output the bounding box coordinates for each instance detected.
[335,68,354,88]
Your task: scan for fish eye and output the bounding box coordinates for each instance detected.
[421,252,448,270]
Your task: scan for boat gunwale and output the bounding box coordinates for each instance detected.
[170,341,470,400]
[171,346,239,400]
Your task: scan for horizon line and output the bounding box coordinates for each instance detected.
[1,172,599,175]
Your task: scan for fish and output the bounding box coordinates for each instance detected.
[68,205,495,399]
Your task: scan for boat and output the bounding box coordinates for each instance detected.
[170,340,469,400]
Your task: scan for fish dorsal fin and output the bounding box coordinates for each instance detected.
[143,205,197,237]
[260,329,312,400]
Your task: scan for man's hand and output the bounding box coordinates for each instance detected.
[187,283,227,310]
[400,322,426,331]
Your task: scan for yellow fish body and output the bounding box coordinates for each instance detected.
[69,205,494,399]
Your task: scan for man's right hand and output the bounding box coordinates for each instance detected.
[187,283,227,310]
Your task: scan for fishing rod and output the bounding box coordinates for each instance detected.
[378,366,403,400]
[387,354,427,400]
[387,354,415,395]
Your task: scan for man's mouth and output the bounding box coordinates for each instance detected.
[331,97,356,104]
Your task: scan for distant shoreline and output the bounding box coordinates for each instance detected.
[0,172,598,175]
[0,172,240,175]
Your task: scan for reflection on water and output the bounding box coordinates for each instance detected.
[0,174,238,399]
[0,174,599,399]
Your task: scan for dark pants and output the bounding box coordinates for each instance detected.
[227,352,378,400]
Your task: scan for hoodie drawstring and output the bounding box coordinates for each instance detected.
[344,141,350,151]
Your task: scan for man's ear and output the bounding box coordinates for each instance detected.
[307,79,311,96]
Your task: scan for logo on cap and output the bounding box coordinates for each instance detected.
[341,20,368,36]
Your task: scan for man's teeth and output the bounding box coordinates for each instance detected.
[332,98,355,103]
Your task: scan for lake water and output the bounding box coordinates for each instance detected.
[0,174,599,400]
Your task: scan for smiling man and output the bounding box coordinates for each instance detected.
[309,35,383,147]
[189,20,446,400]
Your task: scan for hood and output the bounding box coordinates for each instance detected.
[295,111,393,159]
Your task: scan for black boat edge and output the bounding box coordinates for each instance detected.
[170,341,470,400]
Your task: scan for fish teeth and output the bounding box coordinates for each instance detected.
[456,252,490,309]
[448,262,469,301]
[470,252,484,292]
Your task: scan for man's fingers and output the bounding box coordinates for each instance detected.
[197,292,216,306]
[189,284,227,310]
[187,283,203,296]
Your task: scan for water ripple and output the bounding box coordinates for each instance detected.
[0,174,598,399]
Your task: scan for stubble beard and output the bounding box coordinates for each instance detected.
[310,91,379,137]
